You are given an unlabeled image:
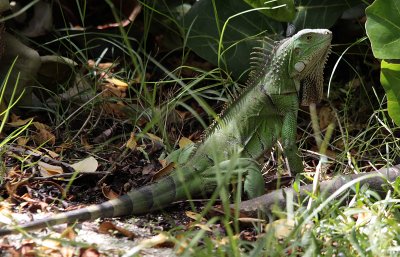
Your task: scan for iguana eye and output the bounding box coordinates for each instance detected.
[306,35,312,40]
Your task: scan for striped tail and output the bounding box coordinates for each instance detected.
[0,172,201,236]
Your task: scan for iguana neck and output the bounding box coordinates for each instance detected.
[259,40,298,95]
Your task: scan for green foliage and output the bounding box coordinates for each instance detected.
[179,0,363,79]
[243,0,296,22]
[293,0,363,29]
[0,60,32,182]
[183,0,282,79]
[365,0,400,126]
[380,61,400,126]
[365,0,400,59]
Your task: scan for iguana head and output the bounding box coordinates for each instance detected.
[287,29,332,105]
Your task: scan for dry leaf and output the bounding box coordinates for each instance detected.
[101,102,127,117]
[237,217,266,224]
[97,62,115,70]
[37,238,76,257]
[319,106,335,129]
[98,221,136,238]
[60,227,77,240]
[33,129,56,145]
[175,234,190,255]
[185,211,207,223]
[61,246,76,257]
[101,184,119,200]
[194,223,212,232]
[0,205,15,225]
[159,159,168,168]
[178,137,193,149]
[80,248,101,257]
[38,161,63,177]
[175,109,190,120]
[45,149,59,159]
[142,163,156,175]
[17,136,30,146]
[354,207,372,226]
[101,78,128,99]
[126,132,137,150]
[32,122,55,145]
[146,132,163,143]
[123,233,170,256]
[88,59,116,71]
[70,156,98,173]
[81,136,93,150]
[264,219,295,239]
[105,77,128,89]
[152,162,174,181]
[8,116,33,127]
[55,142,73,153]
[32,121,49,130]
[19,242,36,257]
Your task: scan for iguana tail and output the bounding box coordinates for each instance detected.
[0,172,200,236]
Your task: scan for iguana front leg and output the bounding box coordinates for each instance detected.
[281,109,303,175]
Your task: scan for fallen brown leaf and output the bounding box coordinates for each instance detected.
[98,221,136,238]
[101,184,119,200]
[80,247,100,257]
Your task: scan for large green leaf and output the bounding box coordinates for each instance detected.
[365,0,400,59]
[243,0,295,22]
[293,0,363,29]
[183,0,283,79]
[380,60,400,126]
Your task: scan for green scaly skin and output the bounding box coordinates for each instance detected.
[0,29,332,236]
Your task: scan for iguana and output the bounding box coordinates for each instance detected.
[0,28,332,236]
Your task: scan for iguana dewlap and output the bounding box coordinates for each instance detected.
[0,29,332,236]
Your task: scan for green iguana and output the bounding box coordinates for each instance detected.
[0,29,332,236]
